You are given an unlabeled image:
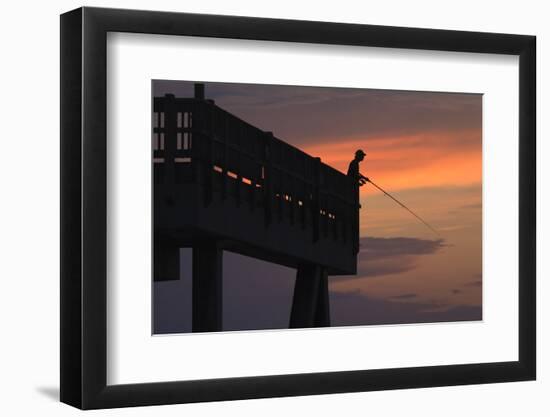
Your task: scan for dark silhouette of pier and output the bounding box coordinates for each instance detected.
[153,83,359,332]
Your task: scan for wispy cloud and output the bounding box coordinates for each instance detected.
[335,236,446,281]
[360,236,446,258]
[464,274,483,287]
[390,293,418,300]
[330,291,482,326]
[153,80,481,147]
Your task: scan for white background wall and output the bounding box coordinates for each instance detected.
[0,0,546,415]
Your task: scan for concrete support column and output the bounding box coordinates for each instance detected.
[192,241,223,332]
[289,264,331,328]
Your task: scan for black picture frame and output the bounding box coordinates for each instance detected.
[60,6,536,409]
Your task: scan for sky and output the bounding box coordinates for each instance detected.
[153,80,482,333]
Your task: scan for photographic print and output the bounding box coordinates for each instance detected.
[60,8,536,408]
[152,80,482,334]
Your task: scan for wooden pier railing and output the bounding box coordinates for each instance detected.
[153,93,359,255]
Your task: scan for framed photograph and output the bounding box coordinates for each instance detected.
[60,6,536,409]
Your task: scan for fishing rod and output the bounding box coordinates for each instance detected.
[362,176,441,237]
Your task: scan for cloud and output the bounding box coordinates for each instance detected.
[449,202,483,215]
[462,273,482,288]
[460,202,482,210]
[153,246,478,334]
[330,291,482,326]
[390,293,418,300]
[333,236,446,279]
[359,236,445,258]
[153,80,481,148]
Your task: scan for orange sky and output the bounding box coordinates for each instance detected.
[302,129,482,195]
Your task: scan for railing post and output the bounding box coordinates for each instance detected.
[249,149,256,212]
[351,179,360,254]
[248,173,255,212]
[192,102,207,185]
[289,175,295,225]
[202,117,214,207]
[235,153,242,207]
[263,132,273,228]
[311,157,321,243]
[220,111,228,201]
[163,94,177,185]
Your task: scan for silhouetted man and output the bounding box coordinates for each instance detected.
[347,149,368,186]
[348,149,367,254]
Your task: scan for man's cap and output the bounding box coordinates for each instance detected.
[356,149,366,157]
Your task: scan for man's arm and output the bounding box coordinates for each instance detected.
[358,173,369,186]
